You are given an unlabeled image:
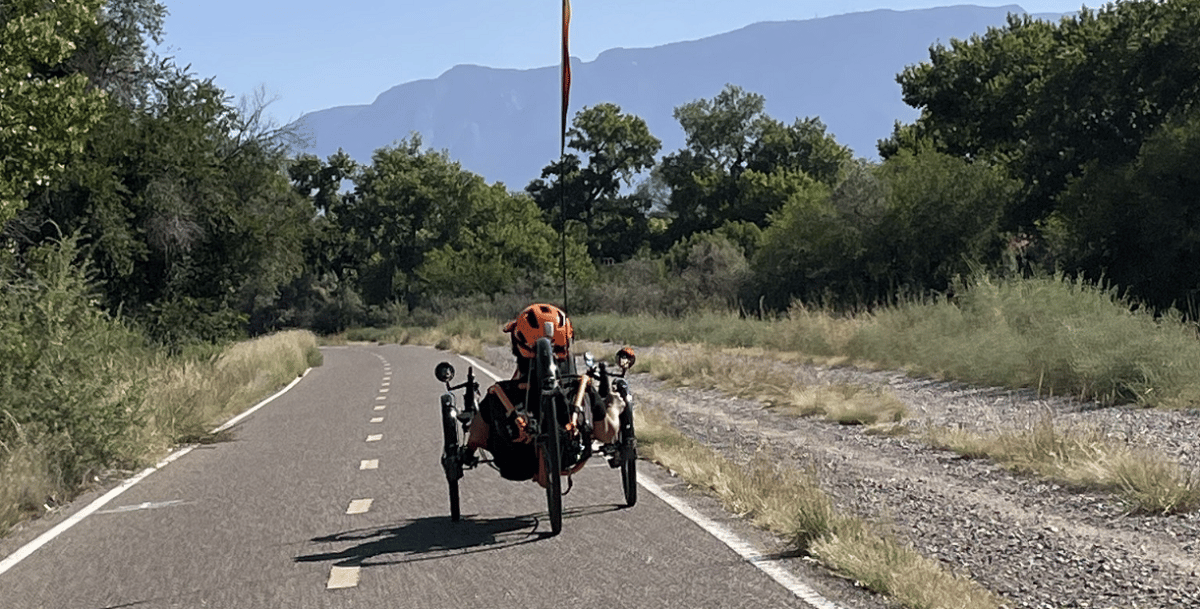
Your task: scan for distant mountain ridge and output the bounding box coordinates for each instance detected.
[292,5,1068,190]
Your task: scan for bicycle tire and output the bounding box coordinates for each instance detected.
[543,393,563,534]
[534,337,563,535]
[619,402,637,507]
[440,393,462,521]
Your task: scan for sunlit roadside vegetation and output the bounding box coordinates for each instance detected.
[635,403,1004,609]
[350,267,1200,412]
[1,327,318,537]
[927,419,1200,516]
[636,345,907,425]
[0,238,319,535]
[577,273,1200,410]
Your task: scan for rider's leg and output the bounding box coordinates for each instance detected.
[466,415,489,449]
[592,395,625,444]
[534,446,548,488]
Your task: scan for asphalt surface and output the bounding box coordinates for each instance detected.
[0,344,813,609]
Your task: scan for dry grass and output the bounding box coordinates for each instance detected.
[926,418,1200,515]
[639,344,907,425]
[635,404,1002,609]
[140,330,321,449]
[635,406,837,549]
[343,316,498,357]
[0,420,58,534]
[810,519,1002,609]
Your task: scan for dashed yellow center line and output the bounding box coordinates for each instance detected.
[370,417,384,423]
[366,434,382,442]
[327,566,360,589]
[346,499,373,514]
[360,459,378,470]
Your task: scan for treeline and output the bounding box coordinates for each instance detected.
[287,1,1200,322]
[5,0,1200,351]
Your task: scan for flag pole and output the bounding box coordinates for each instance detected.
[560,0,571,313]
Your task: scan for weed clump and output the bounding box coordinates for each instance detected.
[635,404,1002,609]
[926,418,1200,515]
[638,346,907,425]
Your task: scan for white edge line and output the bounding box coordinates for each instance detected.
[450,352,843,609]
[457,355,502,383]
[0,367,313,577]
[211,369,311,434]
[638,477,845,609]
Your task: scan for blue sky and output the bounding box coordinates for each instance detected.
[160,1,1090,124]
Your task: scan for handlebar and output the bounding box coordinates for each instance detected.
[444,367,479,418]
[598,362,611,400]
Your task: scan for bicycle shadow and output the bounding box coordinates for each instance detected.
[294,504,622,568]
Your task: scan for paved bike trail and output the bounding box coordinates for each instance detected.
[1,344,810,608]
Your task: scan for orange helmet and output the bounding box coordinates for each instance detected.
[504,303,573,359]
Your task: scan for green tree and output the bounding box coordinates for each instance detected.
[0,0,109,224]
[873,150,1019,293]
[418,186,592,298]
[748,160,896,310]
[750,179,852,310]
[347,137,591,309]
[528,103,661,261]
[11,68,312,344]
[343,137,477,308]
[892,2,1200,230]
[67,0,168,107]
[661,232,750,313]
[1049,109,1200,309]
[661,84,851,240]
[288,150,359,281]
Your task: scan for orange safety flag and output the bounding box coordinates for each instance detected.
[561,0,571,154]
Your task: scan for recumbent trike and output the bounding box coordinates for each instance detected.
[433,332,637,536]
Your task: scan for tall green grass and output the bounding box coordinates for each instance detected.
[0,237,151,516]
[847,275,1200,407]
[578,274,1200,409]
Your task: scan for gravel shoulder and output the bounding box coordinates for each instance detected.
[485,344,1200,609]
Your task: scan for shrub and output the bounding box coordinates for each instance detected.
[0,236,150,481]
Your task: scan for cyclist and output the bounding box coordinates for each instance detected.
[463,303,624,485]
